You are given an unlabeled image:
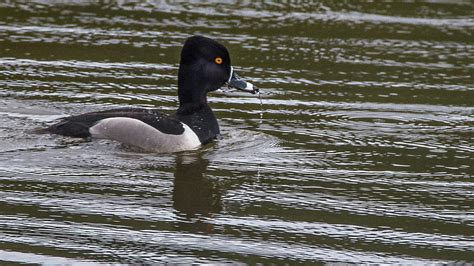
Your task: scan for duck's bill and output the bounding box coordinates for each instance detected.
[227,67,258,94]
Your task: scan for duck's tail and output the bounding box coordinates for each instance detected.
[30,126,52,134]
[30,120,92,138]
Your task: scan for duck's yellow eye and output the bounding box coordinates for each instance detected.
[214,57,223,64]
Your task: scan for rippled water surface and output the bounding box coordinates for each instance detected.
[1,1,473,264]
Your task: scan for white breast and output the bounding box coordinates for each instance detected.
[89,117,201,153]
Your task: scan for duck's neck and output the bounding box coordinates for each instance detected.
[176,99,207,116]
[176,77,209,115]
[177,65,208,111]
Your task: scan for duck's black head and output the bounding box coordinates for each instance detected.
[177,36,256,112]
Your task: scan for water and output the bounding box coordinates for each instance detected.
[1,1,473,264]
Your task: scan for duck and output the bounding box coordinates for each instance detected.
[35,35,258,153]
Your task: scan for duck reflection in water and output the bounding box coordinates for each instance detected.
[173,152,222,218]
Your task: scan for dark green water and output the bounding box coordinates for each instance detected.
[0,1,473,264]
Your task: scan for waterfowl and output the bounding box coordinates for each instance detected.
[36,35,257,152]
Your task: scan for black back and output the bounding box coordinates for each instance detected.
[41,108,184,138]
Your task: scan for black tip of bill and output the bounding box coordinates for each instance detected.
[227,67,258,94]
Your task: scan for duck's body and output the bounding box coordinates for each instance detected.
[36,36,256,152]
[43,106,217,152]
